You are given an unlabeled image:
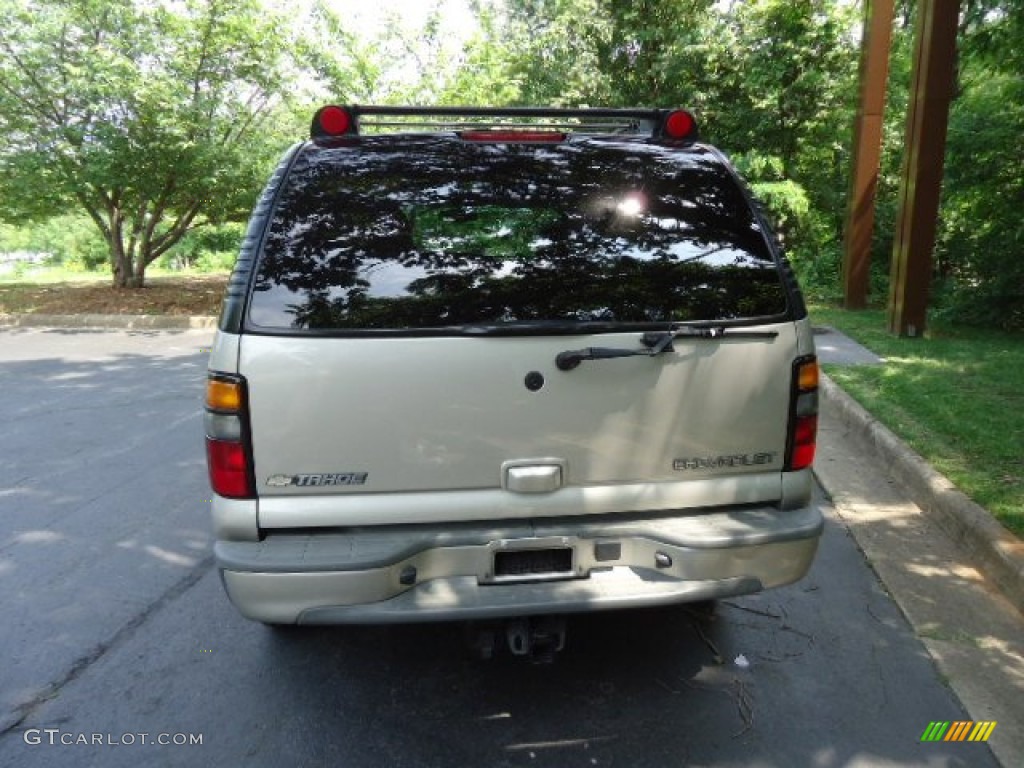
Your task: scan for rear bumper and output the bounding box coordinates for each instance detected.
[216,505,823,624]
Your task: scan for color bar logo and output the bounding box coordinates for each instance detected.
[921,721,997,742]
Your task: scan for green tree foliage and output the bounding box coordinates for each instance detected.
[305,0,481,107]
[936,0,1024,330]
[829,1,1024,327]
[486,0,613,106]
[451,0,859,286]
[300,1,388,103]
[437,2,525,105]
[452,0,1023,327]
[0,215,108,270]
[705,1,858,294]
[0,0,304,287]
[456,0,720,108]
[160,222,247,271]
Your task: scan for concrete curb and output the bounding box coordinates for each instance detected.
[820,374,1024,614]
[0,313,217,330]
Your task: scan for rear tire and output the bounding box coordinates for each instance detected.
[262,621,304,632]
[684,599,718,621]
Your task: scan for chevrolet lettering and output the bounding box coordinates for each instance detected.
[673,453,778,471]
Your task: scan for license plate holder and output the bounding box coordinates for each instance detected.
[485,541,577,584]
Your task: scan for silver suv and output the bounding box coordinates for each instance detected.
[205,106,822,646]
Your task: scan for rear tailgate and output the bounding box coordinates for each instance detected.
[243,322,798,527]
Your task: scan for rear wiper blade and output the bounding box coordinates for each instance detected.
[555,326,779,371]
[555,345,658,370]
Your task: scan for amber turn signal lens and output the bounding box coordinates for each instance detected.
[797,360,819,391]
[206,378,242,411]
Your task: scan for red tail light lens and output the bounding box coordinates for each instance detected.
[660,110,698,141]
[319,106,351,134]
[789,414,818,471]
[311,105,355,139]
[205,374,254,499]
[206,439,254,498]
[786,356,819,471]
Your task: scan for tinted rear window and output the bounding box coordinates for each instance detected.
[248,137,789,332]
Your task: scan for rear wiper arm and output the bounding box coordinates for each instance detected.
[555,326,778,371]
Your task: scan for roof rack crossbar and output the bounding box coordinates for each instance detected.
[358,119,644,133]
[348,105,666,122]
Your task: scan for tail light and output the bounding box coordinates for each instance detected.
[205,374,255,498]
[786,356,819,471]
[657,109,698,142]
[311,105,357,139]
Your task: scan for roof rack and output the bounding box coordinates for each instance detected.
[310,105,699,143]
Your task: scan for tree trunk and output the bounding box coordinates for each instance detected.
[129,251,147,288]
[110,238,136,288]
[109,218,146,288]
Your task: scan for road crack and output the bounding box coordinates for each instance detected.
[0,554,214,738]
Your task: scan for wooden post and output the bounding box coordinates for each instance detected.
[843,0,894,310]
[888,0,959,336]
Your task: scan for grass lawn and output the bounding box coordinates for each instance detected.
[811,303,1023,537]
